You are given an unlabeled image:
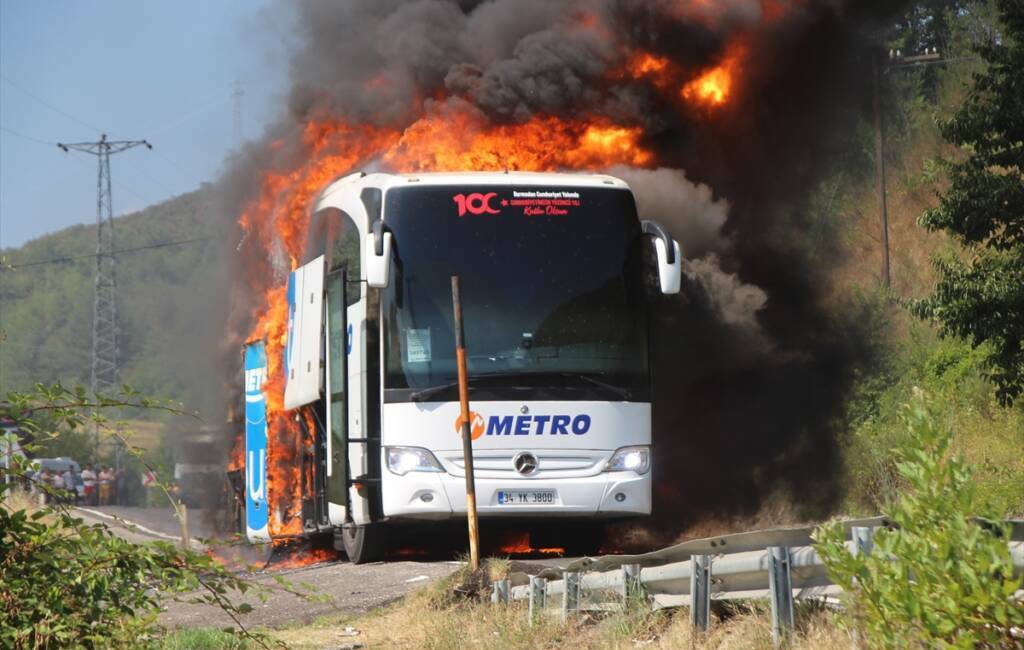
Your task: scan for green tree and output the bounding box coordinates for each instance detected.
[814,391,1023,647]
[912,0,1024,405]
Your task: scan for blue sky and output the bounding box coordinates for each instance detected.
[0,0,289,248]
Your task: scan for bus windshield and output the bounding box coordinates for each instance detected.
[382,184,650,402]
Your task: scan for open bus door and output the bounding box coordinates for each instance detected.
[243,341,270,543]
[325,268,348,522]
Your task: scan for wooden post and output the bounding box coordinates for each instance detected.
[452,276,480,572]
[873,55,891,289]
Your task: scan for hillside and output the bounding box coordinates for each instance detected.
[0,184,231,420]
[819,5,1024,517]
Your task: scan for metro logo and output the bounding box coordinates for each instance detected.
[453,412,593,437]
[453,192,500,217]
[454,410,486,441]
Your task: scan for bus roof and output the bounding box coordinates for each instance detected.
[321,170,630,197]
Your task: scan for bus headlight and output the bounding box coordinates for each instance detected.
[605,446,650,475]
[386,447,444,476]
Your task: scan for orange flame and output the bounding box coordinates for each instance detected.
[496,531,565,557]
[682,42,746,108]
[683,65,731,106]
[268,545,338,570]
[383,111,651,172]
[629,52,670,78]
[226,431,244,473]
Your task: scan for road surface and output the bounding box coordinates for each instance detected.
[73,506,582,629]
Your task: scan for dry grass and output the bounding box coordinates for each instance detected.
[268,572,850,650]
[828,67,976,306]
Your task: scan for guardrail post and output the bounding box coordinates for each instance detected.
[768,546,794,648]
[491,579,510,605]
[621,563,643,605]
[852,526,873,557]
[690,554,712,631]
[562,571,581,621]
[850,527,874,649]
[529,576,546,624]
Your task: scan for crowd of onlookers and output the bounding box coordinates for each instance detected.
[29,464,131,506]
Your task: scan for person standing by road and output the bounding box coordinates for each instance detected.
[81,464,96,506]
[61,467,76,504]
[36,469,52,505]
[98,467,113,506]
[45,469,62,504]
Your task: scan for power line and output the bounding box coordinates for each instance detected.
[0,125,54,146]
[0,74,105,134]
[145,93,231,137]
[2,236,217,270]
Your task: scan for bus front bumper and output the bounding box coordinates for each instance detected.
[381,470,651,520]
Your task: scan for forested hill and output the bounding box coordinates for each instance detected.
[0,185,231,418]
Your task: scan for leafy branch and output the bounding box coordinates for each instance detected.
[0,383,315,649]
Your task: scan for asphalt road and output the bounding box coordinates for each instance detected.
[73,506,582,630]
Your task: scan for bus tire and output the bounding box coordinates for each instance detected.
[339,524,385,564]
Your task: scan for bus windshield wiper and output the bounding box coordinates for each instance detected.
[549,372,632,400]
[408,372,531,402]
[409,380,461,403]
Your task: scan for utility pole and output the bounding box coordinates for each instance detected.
[872,54,891,289]
[57,134,151,452]
[873,47,944,290]
[232,80,244,148]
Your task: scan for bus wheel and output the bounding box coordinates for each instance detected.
[337,524,385,564]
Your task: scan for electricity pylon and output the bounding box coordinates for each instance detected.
[58,134,151,402]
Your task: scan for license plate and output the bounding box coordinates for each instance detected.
[496,490,556,505]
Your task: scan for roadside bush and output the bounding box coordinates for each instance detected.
[842,331,1024,516]
[0,384,275,649]
[814,391,1024,648]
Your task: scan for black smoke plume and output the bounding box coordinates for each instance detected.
[221,0,905,540]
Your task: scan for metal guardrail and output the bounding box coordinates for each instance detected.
[492,520,1024,648]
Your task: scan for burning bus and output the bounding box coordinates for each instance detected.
[243,171,681,562]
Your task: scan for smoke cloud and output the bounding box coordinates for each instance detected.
[220,0,906,538]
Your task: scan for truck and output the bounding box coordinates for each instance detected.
[243,171,682,562]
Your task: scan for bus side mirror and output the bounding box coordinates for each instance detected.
[365,221,392,288]
[655,237,682,294]
[641,220,682,295]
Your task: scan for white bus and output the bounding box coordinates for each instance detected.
[243,172,681,562]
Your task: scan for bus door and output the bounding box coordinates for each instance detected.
[325,267,349,522]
